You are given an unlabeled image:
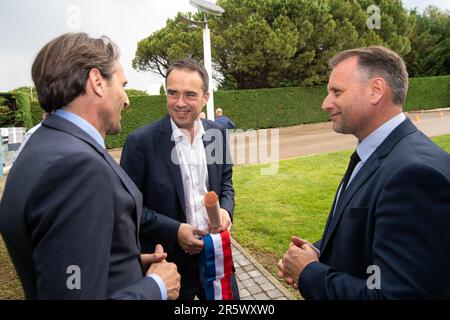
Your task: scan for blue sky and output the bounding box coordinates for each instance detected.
[0,0,449,94]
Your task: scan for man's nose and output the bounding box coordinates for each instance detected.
[175,94,188,106]
[124,94,130,108]
[321,94,333,111]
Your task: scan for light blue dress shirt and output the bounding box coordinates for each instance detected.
[54,109,167,300]
[146,274,167,300]
[333,112,406,214]
[55,109,105,148]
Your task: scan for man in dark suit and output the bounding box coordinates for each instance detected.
[215,108,236,130]
[278,46,450,299]
[120,59,239,299]
[0,32,180,299]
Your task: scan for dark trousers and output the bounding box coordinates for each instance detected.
[178,273,240,300]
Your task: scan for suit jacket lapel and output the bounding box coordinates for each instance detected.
[159,115,186,215]
[319,183,342,251]
[43,115,143,243]
[321,157,379,252]
[101,151,143,241]
[320,118,417,254]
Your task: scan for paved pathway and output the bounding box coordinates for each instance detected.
[231,239,295,300]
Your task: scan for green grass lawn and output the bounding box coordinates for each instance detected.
[432,134,450,151]
[0,236,24,299]
[0,134,449,299]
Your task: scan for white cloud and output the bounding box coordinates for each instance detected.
[0,0,196,94]
[402,0,450,12]
[0,49,34,90]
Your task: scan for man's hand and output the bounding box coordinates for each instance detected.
[278,236,319,289]
[177,223,208,255]
[143,244,181,300]
[140,244,167,271]
[209,208,232,234]
[277,259,298,289]
[291,236,321,256]
[147,259,180,300]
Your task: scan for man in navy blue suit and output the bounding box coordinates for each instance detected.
[215,108,236,130]
[278,46,450,299]
[121,59,239,299]
[0,33,180,299]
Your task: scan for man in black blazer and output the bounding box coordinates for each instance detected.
[0,33,180,299]
[278,46,450,299]
[121,59,238,299]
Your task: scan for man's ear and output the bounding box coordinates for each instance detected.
[87,68,105,97]
[203,91,210,106]
[369,77,385,105]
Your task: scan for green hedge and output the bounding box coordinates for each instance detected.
[14,91,32,129]
[106,75,450,149]
[0,93,17,126]
[0,91,33,129]
[0,94,15,126]
[105,95,167,149]
[214,86,328,130]
[30,100,43,126]
[105,86,329,148]
[17,75,450,149]
[404,76,450,111]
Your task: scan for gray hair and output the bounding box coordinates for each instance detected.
[329,46,409,105]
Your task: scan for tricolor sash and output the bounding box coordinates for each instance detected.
[201,230,234,300]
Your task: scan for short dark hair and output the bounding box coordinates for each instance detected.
[329,46,409,105]
[165,58,209,93]
[31,32,120,112]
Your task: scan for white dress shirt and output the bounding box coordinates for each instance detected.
[171,118,210,232]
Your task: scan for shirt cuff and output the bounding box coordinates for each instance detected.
[146,274,167,300]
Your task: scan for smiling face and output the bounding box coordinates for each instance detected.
[321,57,374,140]
[100,62,129,136]
[166,68,209,133]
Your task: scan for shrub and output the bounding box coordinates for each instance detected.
[0,93,17,127]
[13,91,32,129]
[105,95,167,149]
[405,76,450,111]
[125,89,150,97]
[0,106,15,126]
[16,75,450,148]
[30,100,43,126]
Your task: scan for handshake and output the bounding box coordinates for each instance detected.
[141,244,180,300]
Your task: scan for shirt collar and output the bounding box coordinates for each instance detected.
[170,118,204,142]
[54,109,106,149]
[356,112,406,162]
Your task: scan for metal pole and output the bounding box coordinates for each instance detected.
[203,18,215,121]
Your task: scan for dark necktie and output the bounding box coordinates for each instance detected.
[323,150,362,241]
[340,150,361,194]
[329,150,361,221]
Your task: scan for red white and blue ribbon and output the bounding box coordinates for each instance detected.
[202,230,234,300]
